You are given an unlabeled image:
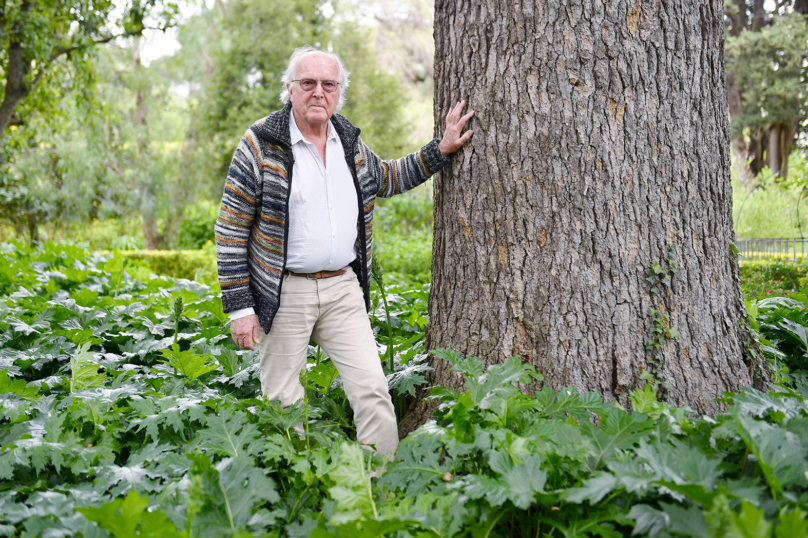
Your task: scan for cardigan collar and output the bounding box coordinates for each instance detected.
[259,101,360,150]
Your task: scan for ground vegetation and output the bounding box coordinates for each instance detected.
[1,241,808,537]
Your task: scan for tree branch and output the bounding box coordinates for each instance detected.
[1,20,176,136]
[49,23,177,63]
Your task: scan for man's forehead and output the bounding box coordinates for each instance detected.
[295,53,339,78]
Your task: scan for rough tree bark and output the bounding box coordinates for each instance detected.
[424,0,762,416]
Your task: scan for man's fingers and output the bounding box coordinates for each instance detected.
[439,101,475,155]
[446,100,466,124]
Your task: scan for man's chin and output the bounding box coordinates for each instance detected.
[305,112,330,123]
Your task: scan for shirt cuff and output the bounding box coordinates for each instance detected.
[229,307,255,321]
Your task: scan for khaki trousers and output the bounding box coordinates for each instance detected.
[257,269,399,456]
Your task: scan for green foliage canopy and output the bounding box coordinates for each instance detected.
[726,13,808,137]
[185,0,412,185]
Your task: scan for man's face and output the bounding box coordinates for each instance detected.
[288,53,341,128]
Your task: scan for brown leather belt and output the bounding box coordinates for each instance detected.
[286,268,348,279]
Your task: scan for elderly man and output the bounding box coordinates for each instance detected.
[215,46,473,456]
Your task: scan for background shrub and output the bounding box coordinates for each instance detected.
[112,242,218,287]
[177,200,219,250]
[740,261,808,297]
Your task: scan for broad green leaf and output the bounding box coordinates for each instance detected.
[70,342,107,393]
[328,442,377,524]
[776,507,808,538]
[77,489,183,538]
[215,455,280,528]
[433,348,483,379]
[723,388,805,421]
[128,395,207,441]
[196,407,260,458]
[0,369,39,398]
[607,460,659,493]
[660,502,710,538]
[386,360,430,397]
[379,431,452,496]
[160,344,218,382]
[463,450,547,509]
[563,471,618,505]
[628,504,669,536]
[466,356,542,408]
[95,464,161,496]
[630,383,659,415]
[213,347,242,377]
[533,386,612,422]
[582,408,654,471]
[732,413,808,498]
[7,316,50,335]
[313,517,417,538]
[188,452,279,534]
[727,501,773,538]
[634,440,723,490]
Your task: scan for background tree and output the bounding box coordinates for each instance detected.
[725,1,808,183]
[420,0,761,421]
[342,0,437,146]
[0,0,413,246]
[188,0,412,195]
[0,0,181,137]
[0,0,182,243]
[0,41,199,247]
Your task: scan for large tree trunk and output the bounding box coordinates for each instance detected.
[425,0,763,415]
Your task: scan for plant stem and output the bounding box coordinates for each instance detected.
[482,511,505,538]
[365,451,378,518]
[287,483,312,523]
[219,476,235,531]
[305,380,310,450]
[379,283,394,372]
[741,446,750,474]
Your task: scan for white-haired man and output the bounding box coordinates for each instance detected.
[215,46,473,456]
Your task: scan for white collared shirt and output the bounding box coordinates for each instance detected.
[230,110,358,321]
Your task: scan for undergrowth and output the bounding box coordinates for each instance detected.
[0,242,807,537]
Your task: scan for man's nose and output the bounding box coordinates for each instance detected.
[311,82,325,98]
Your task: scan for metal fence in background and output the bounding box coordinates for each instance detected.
[736,238,808,263]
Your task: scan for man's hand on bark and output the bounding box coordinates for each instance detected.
[438,100,475,156]
[231,314,260,350]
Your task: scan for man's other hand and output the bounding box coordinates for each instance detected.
[231,314,260,350]
[438,100,475,156]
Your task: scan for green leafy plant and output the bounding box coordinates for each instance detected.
[1,241,808,538]
[371,255,394,373]
[77,490,184,538]
[159,345,218,383]
[70,342,107,392]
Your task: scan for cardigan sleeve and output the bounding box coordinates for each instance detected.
[215,132,261,313]
[366,137,452,198]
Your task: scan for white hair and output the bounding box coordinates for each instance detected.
[280,46,350,111]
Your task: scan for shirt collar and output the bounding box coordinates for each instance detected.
[289,108,337,145]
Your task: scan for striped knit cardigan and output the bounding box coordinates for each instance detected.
[215,102,451,334]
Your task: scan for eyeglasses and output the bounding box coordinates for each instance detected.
[292,79,340,93]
